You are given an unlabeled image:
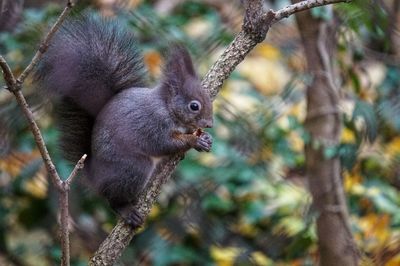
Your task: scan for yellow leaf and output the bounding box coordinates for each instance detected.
[0,151,40,176]
[185,225,200,237]
[273,217,304,236]
[127,0,143,9]
[148,204,160,219]
[359,256,375,266]
[287,100,306,122]
[343,171,363,192]
[237,57,290,95]
[248,147,273,165]
[358,214,391,251]
[341,127,356,143]
[143,50,162,77]
[220,79,259,113]
[359,88,377,102]
[385,253,400,266]
[210,246,242,266]
[7,50,23,64]
[288,131,304,152]
[184,18,213,38]
[231,220,258,237]
[357,63,385,102]
[251,251,272,266]
[277,116,290,130]
[198,152,220,167]
[385,137,400,157]
[23,167,48,199]
[253,43,281,61]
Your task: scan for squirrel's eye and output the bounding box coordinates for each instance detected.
[188,100,201,112]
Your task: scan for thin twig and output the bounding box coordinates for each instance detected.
[66,154,87,186]
[60,154,87,266]
[272,0,351,23]
[17,0,75,84]
[0,55,17,88]
[59,190,70,266]
[12,89,64,189]
[1,52,64,189]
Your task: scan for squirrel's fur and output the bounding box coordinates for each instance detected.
[35,14,147,162]
[34,13,213,228]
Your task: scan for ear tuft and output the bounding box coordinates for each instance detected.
[162,44,197,89]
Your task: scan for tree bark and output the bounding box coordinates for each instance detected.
[293,3,360,266]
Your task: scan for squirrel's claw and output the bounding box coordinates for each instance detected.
[195,131,213,152]
[115,205,144,229]
[125,210,144,229]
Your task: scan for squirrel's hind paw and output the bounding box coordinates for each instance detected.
[115,205,144,229]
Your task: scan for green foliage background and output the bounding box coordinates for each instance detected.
[0,0,400,265]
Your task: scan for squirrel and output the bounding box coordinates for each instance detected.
[34,14,213,228]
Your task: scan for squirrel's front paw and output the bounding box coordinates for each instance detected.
[195,131,213,152]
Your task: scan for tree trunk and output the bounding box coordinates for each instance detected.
[293,4,360,266]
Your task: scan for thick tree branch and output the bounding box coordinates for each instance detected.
[89,0,352,264]
[90,155,182,265]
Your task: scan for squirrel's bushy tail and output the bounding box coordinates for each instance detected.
[35,13,147,162]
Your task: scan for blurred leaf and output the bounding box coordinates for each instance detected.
[251,251,273,266]
[352,100,378,142]
[311,6,332,21]
[210,246,242,266]
[202,193,235,214]
[243,200,268,224]
[284,229,314,259]
[323,145,338,159]
[341,127,356,144]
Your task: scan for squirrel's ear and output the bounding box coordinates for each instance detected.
[162,45,197,89]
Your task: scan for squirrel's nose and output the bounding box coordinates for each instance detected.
[201,118,213,128]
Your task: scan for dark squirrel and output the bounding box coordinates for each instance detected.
[34,14,213,228]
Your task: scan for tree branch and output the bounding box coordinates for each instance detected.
[89,155,182,264]
[60,154,87,266]
[9,85,64,189]
[17,0,74,84]
[272,0,351,23]
[89,0,352,264]
[0,1,82,266]
[0,55,17,89]
[66,154,87,186]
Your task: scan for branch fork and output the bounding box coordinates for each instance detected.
[243,1,275,42]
